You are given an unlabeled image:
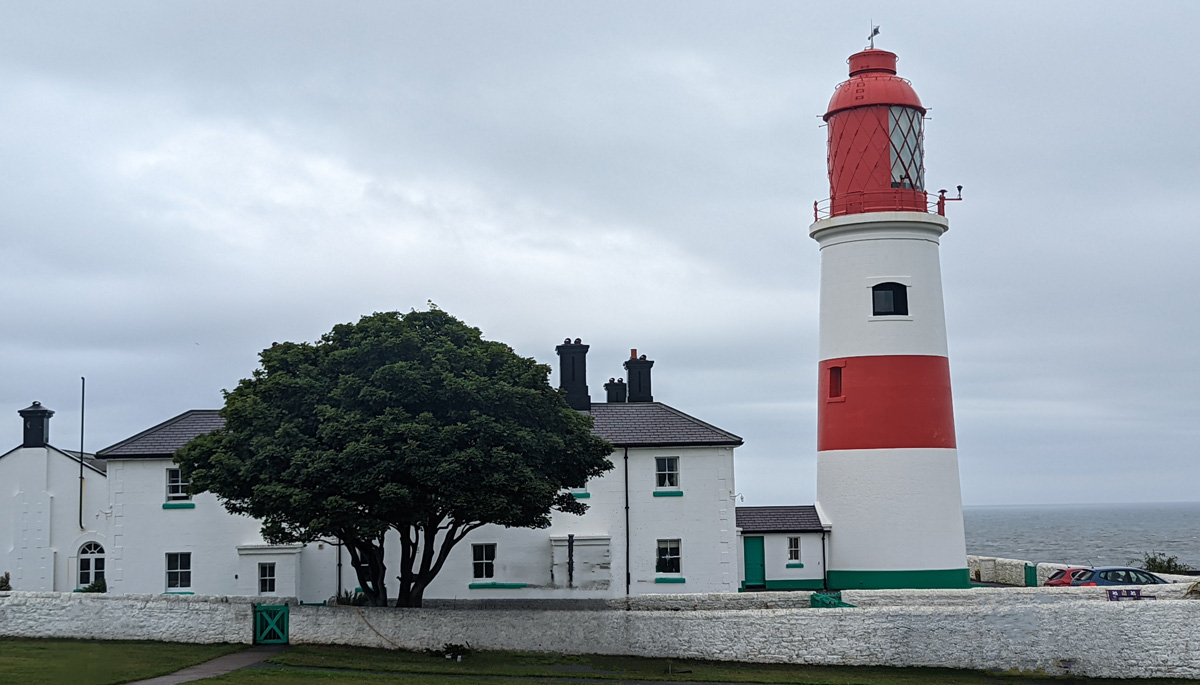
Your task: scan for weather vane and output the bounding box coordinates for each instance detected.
[868,23,880,49]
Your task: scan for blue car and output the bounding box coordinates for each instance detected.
[1070,567,1167,586]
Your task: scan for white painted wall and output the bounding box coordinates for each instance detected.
[105,457,340,601]
[417,444,738,599]
[809,212,950,361]
[817,448,966,572]
[757,532,824,585]
[0,446,109,592]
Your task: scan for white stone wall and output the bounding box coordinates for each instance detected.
[0,591,253,643]
[968,554,1197,587]
[4,587,1199,678]
[289,591,1200,679]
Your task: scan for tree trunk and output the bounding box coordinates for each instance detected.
[343,535,390,607]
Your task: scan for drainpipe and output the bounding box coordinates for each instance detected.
[78,377,86,531]
[623,447,630,597]
[336,539,343,596]
[820,530,828,591]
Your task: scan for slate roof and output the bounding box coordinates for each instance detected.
[60,449,107,473]
[586,402,742,448]
[98,410,225,459]
[736,505,824,533]
[96,401,742,458]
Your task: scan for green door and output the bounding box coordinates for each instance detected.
[743,536,766,588]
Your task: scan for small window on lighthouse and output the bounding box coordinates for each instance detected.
[872,282,909,316]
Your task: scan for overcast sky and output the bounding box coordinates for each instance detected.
[1,2,1197,507]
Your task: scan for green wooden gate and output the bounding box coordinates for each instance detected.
[254,603,289,644]
[1024,563,1038,587]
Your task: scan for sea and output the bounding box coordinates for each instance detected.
[963,501,1200,569]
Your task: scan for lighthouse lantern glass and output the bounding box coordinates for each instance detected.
[889,106,924,191]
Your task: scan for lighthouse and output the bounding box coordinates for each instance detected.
[810,46,969,589]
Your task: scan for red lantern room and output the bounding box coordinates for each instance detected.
[821,49,928,218]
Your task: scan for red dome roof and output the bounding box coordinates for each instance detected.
[824,49,924,121]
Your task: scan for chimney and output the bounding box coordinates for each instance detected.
[555,337,591,411]
[18,401,54,448]
[623,349,654,403]
[604,377,627,403]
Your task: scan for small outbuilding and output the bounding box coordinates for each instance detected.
[736,505,829,591]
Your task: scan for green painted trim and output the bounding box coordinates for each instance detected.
[299,601,327,606]
[162,502,196,509]
[786,562,805,568]
[739,578,825,592]
[653,490,684,497]
[654,577,686,584]
[163,591,194,595]
[571,492,591,499]
[826,568,971,590]
[468,582,527,589]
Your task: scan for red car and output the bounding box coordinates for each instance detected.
[1044,567,1090,587]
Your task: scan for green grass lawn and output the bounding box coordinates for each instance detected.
[256,645,1200,685]
[0,638,244,685]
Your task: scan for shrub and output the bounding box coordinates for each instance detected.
[335,588,368,606]
[1139,552,1195,574]
[0,571,10,591]
[78,577,107,593]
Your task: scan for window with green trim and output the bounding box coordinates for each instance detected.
[656,539,681,574]
[166,552,191,590]
[472,543,495,579]
[166,468,191,501]
[788,537,801,562]
[655,457,679,488]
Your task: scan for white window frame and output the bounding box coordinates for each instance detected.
[655,456,680,489]
[258,562,276,595]
[166,552,192,590]
[656,538,682,574]
[787,537,801,562]
[166,468,191,501]
[78,542,105,588]
[472,543,496,579]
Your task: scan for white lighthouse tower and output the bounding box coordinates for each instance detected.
[810,46,969,589]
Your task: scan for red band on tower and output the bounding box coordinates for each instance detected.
[818,355,956,451]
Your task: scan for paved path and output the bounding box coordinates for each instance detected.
[128,645,287,684]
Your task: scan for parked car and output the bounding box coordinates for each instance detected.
[1044,567,1091,587]
[1070,567,1167,586]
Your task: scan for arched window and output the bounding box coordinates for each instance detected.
[79,542,105,588]
[872,282,909,316]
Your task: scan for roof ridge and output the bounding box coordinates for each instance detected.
[97,409,221,457]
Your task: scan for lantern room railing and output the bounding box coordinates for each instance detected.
[813,188,960,221]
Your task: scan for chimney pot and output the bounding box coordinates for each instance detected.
[555,339,591,411]
[623,352,655,403]
[18,401,55,448]
[604,377,628,403]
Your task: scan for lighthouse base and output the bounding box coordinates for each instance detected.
[817,447,968,590]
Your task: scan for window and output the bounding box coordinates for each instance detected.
[78,542,105,588]
[656,539,681,574]
[888,106,924,191]
[655,457,679,488]
[872,282,909,316]
[166,468,191,501]
[472,543,496,579]
[258,562,276,594]
[166,552,191,589]
[828,367,843,399]
[787,537,801,562]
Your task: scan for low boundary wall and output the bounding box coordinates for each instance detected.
[0,592,253,644]
[967,555,1198,586]
[3,587,1198,679]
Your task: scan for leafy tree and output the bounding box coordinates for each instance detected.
[1138,551,1195,575]
[176,309,613,607]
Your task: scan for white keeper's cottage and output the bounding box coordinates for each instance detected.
[0,341,828,602]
